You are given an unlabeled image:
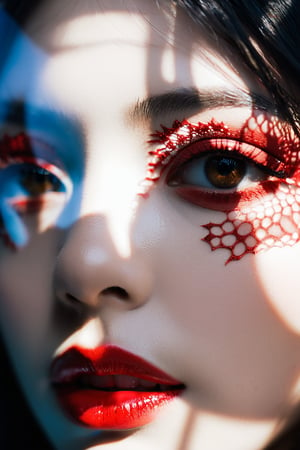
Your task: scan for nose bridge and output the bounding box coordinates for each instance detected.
[54,126,153,308]
[54,214,152,309]
[80,131,144,258]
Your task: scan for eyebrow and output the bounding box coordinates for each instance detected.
[0,99,84,140]
[0,91,275,137]
[129,87,275,122]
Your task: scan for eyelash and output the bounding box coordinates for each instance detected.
[0,133,72,211]
[146,119,294,211]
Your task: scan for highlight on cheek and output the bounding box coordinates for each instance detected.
[144,116,300,264]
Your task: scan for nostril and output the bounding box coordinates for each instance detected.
[101,286,129,300]
[58,292,89,317]
[65,293,82,305]
[63,293,86,311]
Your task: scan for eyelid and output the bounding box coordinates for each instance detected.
[165,138,288,183]
[147,118,295,187]
[0,132,66,172]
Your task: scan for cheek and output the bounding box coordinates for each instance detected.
[255,246,300,334]
[203,183,300,264]
[0,201,45,250]
[0,233,60,353]
[0,252,45,328]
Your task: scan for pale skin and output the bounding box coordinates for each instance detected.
[1,1,300,449]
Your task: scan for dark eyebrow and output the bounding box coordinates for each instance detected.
[129,87,275,122]
[0,99,84,141]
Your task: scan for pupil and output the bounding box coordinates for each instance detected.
[217,158,238,175]
[20,166,61,195]
[205,156,246,188]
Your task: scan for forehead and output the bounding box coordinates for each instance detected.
[26,0,182,50]
[23,0,242,75]
[22,0,249,94]
[0,0,264,136]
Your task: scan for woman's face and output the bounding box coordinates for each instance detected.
[1,0,300,449]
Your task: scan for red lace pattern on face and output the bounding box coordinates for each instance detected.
[145,117,300,264]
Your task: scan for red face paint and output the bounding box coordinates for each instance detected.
[145,117,300,264]
[0,132,35,162]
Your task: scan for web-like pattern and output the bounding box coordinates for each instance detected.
[146,116,300,264]
[203,182,300,263]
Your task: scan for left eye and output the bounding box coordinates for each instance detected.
[167,152,266,191]
[19,164,65,196]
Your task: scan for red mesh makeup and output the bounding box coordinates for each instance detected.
[145,117,300,264]
[0,132,34,165]
[202,182,300,263]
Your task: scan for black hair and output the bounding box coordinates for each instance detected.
[176,0,300,136]
[0,337,54,449]
[1,0,42,24]
[1,0,300,449]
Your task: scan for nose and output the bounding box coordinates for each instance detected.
[54,215,152,310]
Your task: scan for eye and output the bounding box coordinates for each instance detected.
[164,140,286,211]
[168,151,265,191]
[1,160,72,206]
[0,133,75,247]
[19,163,65,196]
[147,120,290,212]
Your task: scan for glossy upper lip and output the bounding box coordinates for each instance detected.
[50,345,185,390]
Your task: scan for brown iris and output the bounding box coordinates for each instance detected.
[20,165,62,196]
[204,155,246,189]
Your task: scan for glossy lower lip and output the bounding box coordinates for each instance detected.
[50,345,185,430]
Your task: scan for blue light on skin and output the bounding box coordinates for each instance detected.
[0,150,31,248]
[0,99,86,247]
[24,101,86,234]
[0,12,104,447]
[0,199,28,247]
[0,103,86,247]
[0,9,86,246]
[0,8,50,99]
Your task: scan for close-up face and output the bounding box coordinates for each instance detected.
[1,1,300,449]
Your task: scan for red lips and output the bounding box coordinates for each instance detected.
[50,345,185,430]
